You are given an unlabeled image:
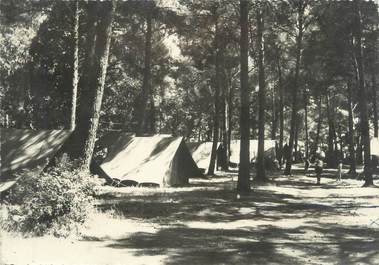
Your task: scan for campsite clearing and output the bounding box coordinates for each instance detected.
[2,168,378,265]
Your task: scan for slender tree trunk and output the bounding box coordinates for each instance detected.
[326,92,336,168]
[277,55,284,166]
[70,0,80,130]
[356,133,363,164]
[221,75,229,170]
[372,75,378,138]
[255,7,267,182]
[227,72,233,161]
[337,125,343,160]
[304,86,309,161]
[271,85,278,140]
[354,0,373,186]
[149,94,156,134]
[66,1,115,170]
[294,117,299,161]
[347,79,357,174]
[136,7,152,136]
[311,95,322,161]
[284,2,305,175]
[237,0,251,192]
[207,16,221,176]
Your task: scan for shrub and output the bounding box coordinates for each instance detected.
[4,157,95,237]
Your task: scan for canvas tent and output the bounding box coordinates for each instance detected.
[371,138,379,157]
[98,134,202,187]
[187,142,221,171]
[0,128,71,192]
[229,139,276,165]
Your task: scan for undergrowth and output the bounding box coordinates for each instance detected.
[3,156,96,237]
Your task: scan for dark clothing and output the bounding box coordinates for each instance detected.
[305,159,310,172]
[315,166,323,175]
[315,159,323,184]
[283,144,290,161]
[217,145,227,170]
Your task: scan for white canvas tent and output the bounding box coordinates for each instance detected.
[98,134,202,187]
[187,142,221,171]
[0,128,71,192]
[229,139,276,165]
[371,138,379,157]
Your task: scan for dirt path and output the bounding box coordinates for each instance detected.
[2,171,379,265]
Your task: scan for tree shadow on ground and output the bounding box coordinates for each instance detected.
[103,223,379,265]
[97,186,350,224]
[105,227,299,265]
[92,173,379,265]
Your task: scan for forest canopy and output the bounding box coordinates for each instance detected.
[0,0,378,187]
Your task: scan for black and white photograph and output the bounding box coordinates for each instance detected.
[0,0,379,264]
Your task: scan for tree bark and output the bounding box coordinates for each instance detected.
[66,1,115,171]
[311,95,322,161]
[207,14,221,176]
[136,5,153,136]
[237,0,251,192]
[347,79,357,174]
[221,72,229,170]
[277,54,284,166]
[353,0,373,186]
[255,6,267,182]
[284,2,305,175]
[326,92,337,168]
[271,84,278,141]
[304,86,309,161]
[148,93,156,134]
[356,133,363,164]
[294,116,299,161]
[372,75,378,138]
[70,0,79,130]
[227,70,234,162]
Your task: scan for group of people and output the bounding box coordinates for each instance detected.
[280,143,345,185]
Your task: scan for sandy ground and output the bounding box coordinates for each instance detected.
[1,168,379,265]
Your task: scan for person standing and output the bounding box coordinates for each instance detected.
[304,157,310,176]
[283,143,290,165]
[337,160,343,181]
[315,157,324,185]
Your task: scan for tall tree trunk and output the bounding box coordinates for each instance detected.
[284,2,305,175]
[207,15,221,176]
[136,7,152,136]
[354,0,373,186]
[70,0,80,130]
[356,133,363,164]
[337,125,343,160]
[347,79,357,174]
[148,94,156,134]
[255,6,267,182]
[311,95,322,161]
[277,55,284,166]
[372,75,378,138]
[294,116,299,160]
[271,85,278,140]
[237,0,251,192]
[304,86,309,161]
[221,73,229,170]
[326,92,337,168]
[66,1,115,170]
[227,71,234,161]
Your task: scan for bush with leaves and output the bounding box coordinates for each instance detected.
[4,157,95,237]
